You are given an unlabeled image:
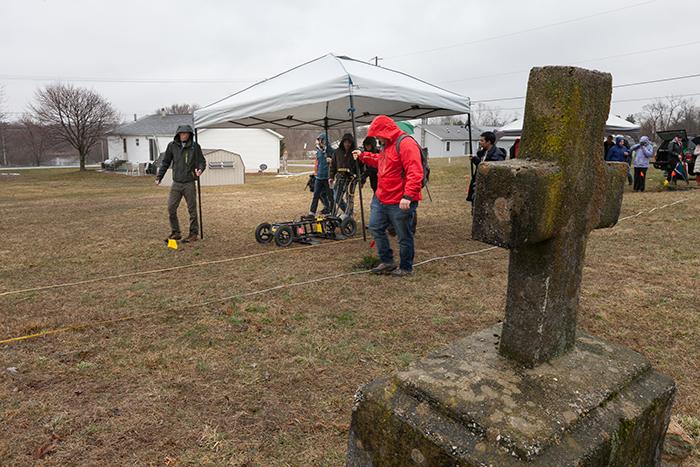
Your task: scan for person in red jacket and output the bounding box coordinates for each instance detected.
[352,115,423,276]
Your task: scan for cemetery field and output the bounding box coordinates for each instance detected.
[1,161,698,465]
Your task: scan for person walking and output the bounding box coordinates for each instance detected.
[156,124,206,243]
[352,116,422,277]
[308,133,332,215]
[630,136,654,192]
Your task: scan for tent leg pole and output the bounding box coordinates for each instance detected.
[348,94,366,241]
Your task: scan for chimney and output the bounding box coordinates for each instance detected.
[160,108,166,117]
[133,113,137,122]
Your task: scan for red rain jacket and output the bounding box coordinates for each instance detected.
[359,116,423,204]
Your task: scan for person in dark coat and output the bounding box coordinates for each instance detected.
[361,136,379,193]
[603,135,614,159]
[156,124,206,243]
[666,135,684,184]
[330,133,360,214]
[467,131,505,204]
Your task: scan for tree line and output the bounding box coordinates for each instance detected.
[0,83,698,168]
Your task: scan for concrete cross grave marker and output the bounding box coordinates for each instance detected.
[472,66,627,367]
[346,66,675,467]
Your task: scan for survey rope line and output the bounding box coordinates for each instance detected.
[0,246,499,346]
[0,197,691,346]
[0,221,456,298]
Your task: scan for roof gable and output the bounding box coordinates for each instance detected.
[110,114,193,137]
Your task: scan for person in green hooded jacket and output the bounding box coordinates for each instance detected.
[156,124,206,242]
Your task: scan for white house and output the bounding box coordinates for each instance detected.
[415,124,483,158]
[107,113,283,173]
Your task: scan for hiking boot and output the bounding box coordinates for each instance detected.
[371,262,396,275]
[168,232,182,240]
[391,268,414,277]
[182,232,199,243]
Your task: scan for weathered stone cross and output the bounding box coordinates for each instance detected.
[472,66,628,368]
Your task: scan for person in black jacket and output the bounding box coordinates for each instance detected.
[467,131,505,204]
[156,124,206,242]
[330,133,360,214]
[361,136,379,193]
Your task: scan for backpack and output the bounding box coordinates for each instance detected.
[395,135,430,187]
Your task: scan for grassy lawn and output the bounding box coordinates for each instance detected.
[0,161,698,465]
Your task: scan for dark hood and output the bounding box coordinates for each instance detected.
[339,133,356,152]
[174,124,194,141]
[362,136,378,152]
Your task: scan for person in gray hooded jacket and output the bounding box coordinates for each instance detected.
[156,124,206,242]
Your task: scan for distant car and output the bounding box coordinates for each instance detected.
[101,157,125,171]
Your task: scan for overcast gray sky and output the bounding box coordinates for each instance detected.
[2,0,699,123]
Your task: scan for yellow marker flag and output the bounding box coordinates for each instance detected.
[167,239,178,250]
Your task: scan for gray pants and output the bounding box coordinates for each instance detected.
[168,181,198,235]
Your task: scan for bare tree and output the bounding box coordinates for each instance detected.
[637,96,699,140]
[20,115,50,167]
[471,103,519,129]
[31,84,118,171]
[156,103,201,115]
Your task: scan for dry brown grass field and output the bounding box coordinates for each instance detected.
[1,160,698,465]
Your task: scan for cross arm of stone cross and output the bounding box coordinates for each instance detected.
[472,66,628,368]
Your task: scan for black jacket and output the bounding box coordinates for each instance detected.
[330,133,359,178]
[157,125,206,183]
[474,145,506,166]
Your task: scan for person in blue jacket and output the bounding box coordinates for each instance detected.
[605,136,630,162]
[308,133,333,215]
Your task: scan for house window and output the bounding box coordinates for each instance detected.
[122,138,127,154]
[446,141,451,151]
[136,138,140,146]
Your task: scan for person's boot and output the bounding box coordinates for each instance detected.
[391,268,414,277]
[182,232,198,243]
[371,262,396,275]
[167,232,182,241]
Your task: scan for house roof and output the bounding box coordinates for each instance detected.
[417,124,481,141]
[110,114,194,137]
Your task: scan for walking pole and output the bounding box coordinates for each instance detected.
[195,128,204,240]
[348,90,366,241]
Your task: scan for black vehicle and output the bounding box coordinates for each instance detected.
[653,129,696,175]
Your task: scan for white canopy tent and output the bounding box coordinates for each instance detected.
[194,53,472,241]
[194,53,471,130]
[497,113,641,138]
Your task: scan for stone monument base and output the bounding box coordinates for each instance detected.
[347,325,675,466]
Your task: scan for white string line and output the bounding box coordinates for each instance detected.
[0,221,456,298]
[1,196,690,345]
[0,245,499,345]
[616,198,688,222]
[0,195,690,299]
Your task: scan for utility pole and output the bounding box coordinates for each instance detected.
[371,56,383,66]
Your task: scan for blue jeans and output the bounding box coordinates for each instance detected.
[309,178,331,214]
[369,196,417,271]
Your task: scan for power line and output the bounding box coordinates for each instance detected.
[475,92,700,113]
[439,39,700,85]
[384,0,657,60]
[471,72,700,104]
